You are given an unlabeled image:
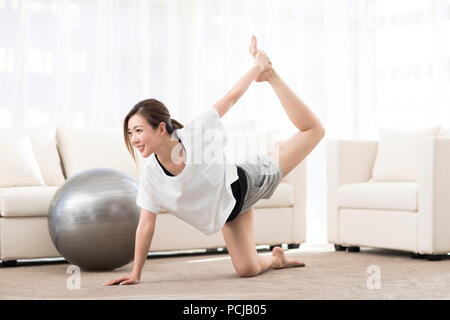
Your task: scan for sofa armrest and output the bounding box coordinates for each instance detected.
[326,139,378,243]
[281,159,307,244]
[418,137,450,254]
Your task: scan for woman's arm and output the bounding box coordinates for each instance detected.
[130,210,156,280]
[103,208,156,285]
[213,52,271,118]
[212,66,260,118]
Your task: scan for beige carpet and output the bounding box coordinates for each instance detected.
[1,244,449,300]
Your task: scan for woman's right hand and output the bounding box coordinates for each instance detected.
[103,274,140,286]
[254,51,271,73]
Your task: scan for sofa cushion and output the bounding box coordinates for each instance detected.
[27,125,65,186]
[440,127,450,136]
[371,126,440,182]
[337,182,418,212]
[56,127,141,180]
[254,182,294,209]
[0,181,292,219]
[0,128,46,187]
[0,186,58,217]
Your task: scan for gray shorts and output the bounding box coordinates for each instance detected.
[236,154,284,215]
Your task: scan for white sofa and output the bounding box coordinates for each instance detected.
[326,127,450,260]
[0,125,306,265]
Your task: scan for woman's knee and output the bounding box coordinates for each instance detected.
[235,264,260,278]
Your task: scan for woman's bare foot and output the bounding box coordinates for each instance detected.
[249,35,273,82]
[272,246,306,269]
[249,35,258,58]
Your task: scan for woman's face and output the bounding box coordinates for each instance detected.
[127,114,162,158]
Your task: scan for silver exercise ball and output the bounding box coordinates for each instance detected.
[48,168,140,271]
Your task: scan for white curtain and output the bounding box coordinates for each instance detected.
[1,0,449,243]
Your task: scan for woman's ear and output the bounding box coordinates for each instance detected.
[158,122,167,136]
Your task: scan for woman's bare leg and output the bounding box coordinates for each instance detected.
[222,207,305,277]
[250,37,325,177]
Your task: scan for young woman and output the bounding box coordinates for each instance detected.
[104,36,325,286]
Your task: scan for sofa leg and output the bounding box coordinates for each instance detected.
[348,246,360,252]
[287,243,300,250]
[269,244,283,251]
[426,254,444,261]
[206,248,228,254]
[411,253,426,259]
[334,244,348,251]
[1,260,18,267]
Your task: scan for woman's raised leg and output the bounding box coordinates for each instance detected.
[267,70,325,178]
[221,207,305,277]
[250,36,325,178]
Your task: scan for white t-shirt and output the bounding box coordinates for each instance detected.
[136,107,239,235]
